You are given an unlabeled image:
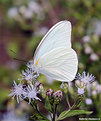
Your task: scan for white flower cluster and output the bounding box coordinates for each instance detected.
[8,81,27,103]
[9,66,40,104]
[60,71,98,106]
[75,71,101,105]
[91,81,101,95]
[82,34,99,61]
[8,0,45,20]
[75,71,95,95]
[20,67,39,82]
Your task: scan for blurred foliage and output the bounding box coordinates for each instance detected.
[0,0,101,121]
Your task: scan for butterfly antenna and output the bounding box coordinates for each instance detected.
[9,49,28,63]
[13,58,28,62]
[9,49,17,55]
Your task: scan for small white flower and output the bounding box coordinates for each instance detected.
[75,80,81,87]
[26,84,41,104]
[19,6,27,15]
[8,81,27,103]
[28,1,41,13]
[8,7,18,18]
[85,98,92,105]
[90,53,99,61]
[92,90,97,96]
[76,71,95,85]
[82,35,90,43]
[95,84,101,93]
[78,88,85,95]
[84,45,92,54]
[92,81,98,89]
[23,8,33,19]
[20,67,39,82]
[28,1,45,20]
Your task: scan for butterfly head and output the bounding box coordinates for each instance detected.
[26,58,40,72]
[26,60,34,68]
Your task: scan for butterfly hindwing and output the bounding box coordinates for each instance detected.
[37,47,78,82]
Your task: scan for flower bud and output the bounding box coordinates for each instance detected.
[78,88,84,95]
[68,82,74,95]
[35,82,46,98]
[60,82,68,93]
[53,90,63,104]
[92,90,97,99]
[46,89,54,97]
[35,81,41,91]
[85,98,92,105]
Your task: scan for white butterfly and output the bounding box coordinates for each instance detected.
[31,20,78,82]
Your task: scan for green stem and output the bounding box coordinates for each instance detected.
[66,94,71,109]
[52,104,57,121]
[24,98,50,121]
[34,104,40,113]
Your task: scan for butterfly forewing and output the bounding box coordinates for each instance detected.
[34,20,71,64]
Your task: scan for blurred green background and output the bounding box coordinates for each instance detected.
[0,0,101,121]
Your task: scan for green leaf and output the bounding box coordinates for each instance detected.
[72,94,84,109]
[56,110,93,121]
[45,97,52,112]
[30,113,50,121]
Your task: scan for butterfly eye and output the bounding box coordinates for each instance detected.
[26,62,30,67]
[26,61,33,68]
